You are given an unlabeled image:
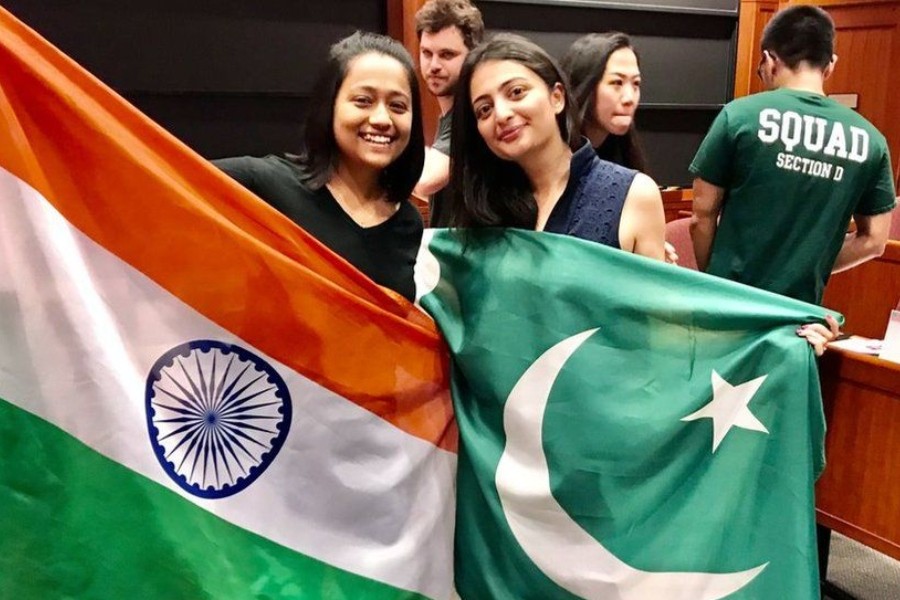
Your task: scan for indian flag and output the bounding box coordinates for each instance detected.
[0,6,456,599]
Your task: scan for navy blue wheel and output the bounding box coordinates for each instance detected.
[146,340,292,499]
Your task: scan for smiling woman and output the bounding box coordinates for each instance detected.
[448,33,665,260]
[214,32,425,300]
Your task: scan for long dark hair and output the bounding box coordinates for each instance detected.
[295,31,425,204]
[449,33,580,229]
[560,32,647,173]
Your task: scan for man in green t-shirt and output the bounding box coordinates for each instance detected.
[690,5,896,310]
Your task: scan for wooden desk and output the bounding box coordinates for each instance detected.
[822,241,900,339]
[816,347,900,561]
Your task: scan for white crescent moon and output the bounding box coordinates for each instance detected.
[496,329,767,599]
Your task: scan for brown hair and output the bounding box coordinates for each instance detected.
[415,0,484,49]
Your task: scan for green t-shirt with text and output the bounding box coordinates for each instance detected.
[690,88,896,304]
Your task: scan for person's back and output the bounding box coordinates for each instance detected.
[692,88,894,303]
[690,4,895,305]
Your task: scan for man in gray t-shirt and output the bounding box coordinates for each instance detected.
[413,0,483,226]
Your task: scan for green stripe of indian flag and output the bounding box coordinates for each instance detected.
[0,397,429,600]
[0,168,456,599]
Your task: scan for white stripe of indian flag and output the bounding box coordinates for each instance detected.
[0,167,456,600]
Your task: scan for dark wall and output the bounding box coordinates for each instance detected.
[479,0,739,186]
[4,0,387,158]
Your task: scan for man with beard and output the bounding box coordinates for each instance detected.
[413,0,484,227]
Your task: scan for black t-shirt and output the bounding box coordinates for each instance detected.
[215,155,423,301]
[429,112,453,227]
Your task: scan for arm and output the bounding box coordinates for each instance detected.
[831,211,892,273]
[619,173,666,261]
[412,148,450,198]
[689,177,725,272]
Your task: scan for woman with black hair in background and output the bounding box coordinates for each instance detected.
[561,32,647,172]
[216,32,425,301]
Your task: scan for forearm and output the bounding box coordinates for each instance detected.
[413,149,450,197]
[689,177,725,272]
[689,214,717,272]
[831,232,886,273]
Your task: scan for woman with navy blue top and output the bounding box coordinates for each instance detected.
[447,33,665,259]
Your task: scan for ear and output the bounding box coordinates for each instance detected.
[823,54,838,80]
[550,82,566,115]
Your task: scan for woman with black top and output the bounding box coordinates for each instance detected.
[215,32,425,301]
[561,32,647,173]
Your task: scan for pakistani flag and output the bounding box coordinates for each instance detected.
[0,7,455,599]
[416,229,832,599]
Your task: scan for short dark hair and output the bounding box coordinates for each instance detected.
[761,5,835,70]
[295,31,425,204]
[448,33,581,229]
[415,0,484,49]
[561,32,647,173]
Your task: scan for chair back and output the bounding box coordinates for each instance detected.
[665,217,698,271]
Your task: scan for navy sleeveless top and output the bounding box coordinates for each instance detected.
[544,141,637,249]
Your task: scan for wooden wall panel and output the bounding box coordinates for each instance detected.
[386,0,441,145]
[822,241,900,338]
[734,0,779,97]
[821,1,900,185]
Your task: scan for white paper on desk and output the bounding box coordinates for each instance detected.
[878,310,900,363]
[829,336,882,355]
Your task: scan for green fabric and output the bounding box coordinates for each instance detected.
[690,88,896,304]
[0,398,426,600]
[419,229,836,600]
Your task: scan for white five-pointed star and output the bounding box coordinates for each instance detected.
[681,370,769,453]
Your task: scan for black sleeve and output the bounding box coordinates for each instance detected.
[212,156,262,193]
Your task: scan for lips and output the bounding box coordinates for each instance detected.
[497,125,523,143]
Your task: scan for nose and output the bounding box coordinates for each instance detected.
[622,84,638,105]
[369,102,392,128]
[494,98,513,122]
[427,56,441,73]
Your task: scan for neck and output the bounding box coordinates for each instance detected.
[520,136,573,215]
[436,94,454,116]
[584,122,609,149]
[330,162,383,203]
[776,67,827,95]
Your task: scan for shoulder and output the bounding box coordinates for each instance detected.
[625,172,663,207]
[396,199,425,229]
[214,154,305,185]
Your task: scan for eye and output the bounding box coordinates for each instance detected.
[389,100,410,113]
[421,50,432,59]
[508,85,526,99]
[352,96,373,108]
[633,80,642,89]
[439,51,457,61]
[474,102,493,120]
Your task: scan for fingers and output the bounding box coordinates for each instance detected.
[664,242,679,265]
[797,326,829,356]
[796,317,842,356]
[825,314,841,337]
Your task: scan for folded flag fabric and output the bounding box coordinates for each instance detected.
[0,6,456,600]
[416,228,833,600]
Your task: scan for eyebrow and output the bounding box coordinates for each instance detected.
[347,84,410,100]
[472,77,529,104]
[607,71,641,78]
[422,46,460,54]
